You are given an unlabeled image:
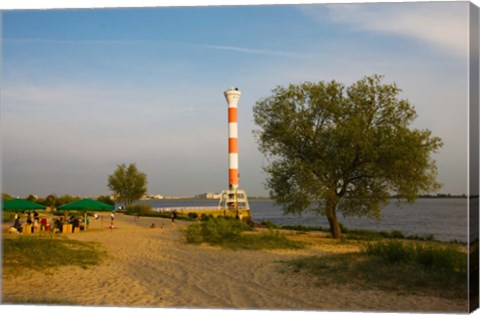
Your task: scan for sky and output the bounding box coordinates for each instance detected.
[0,0,475,198]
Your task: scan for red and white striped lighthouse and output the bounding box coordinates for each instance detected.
[224,88,241,189]
[219,88,250,215]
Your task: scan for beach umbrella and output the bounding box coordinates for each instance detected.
[58,198,115,211]
[2,198,46,212]
[58,198,115,230]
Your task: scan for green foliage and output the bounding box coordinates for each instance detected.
[187,212,199,219]
[200,214,214,221]
[185,217,305,250]
[44,194,57,209]
[260,220,279,229]
[25,194,37,202]
[96,195,114,206]
[3,236,104,274]
[2,193,13,201]
[198,216,248,244]
[253,75,443,239]
[282,241,467,299]
[390,230,405,239]
[125,204,153,215]
[280,225,326,232]
[364,240,467,273]
[107,163,147,207]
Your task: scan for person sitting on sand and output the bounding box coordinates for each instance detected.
[13,217,23,233]
[32,219,40,233]
[72,217,80,231]
[40,216,48,230]
[53,218,63,232]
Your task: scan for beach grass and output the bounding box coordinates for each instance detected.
[280,240,467,299]
[184,216,306,250]
[3,235,105,275]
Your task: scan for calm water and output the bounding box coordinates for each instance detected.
[138,198,469,242]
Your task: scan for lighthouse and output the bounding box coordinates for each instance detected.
[225,88,241,189]
[219,88,250,217]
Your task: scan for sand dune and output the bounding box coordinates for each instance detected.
[2,214,467,312]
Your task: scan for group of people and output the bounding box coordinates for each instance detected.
[11,211,50,233]
[10,211,88,234]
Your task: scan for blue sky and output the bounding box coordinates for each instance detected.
[1,1,473,197]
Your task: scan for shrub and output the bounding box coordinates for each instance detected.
[364,240,415,263]
[184,217,304,250]
[260,220,278,229]
[415,244,466,273]
[200,217,247,244]
[125,204,152,215]
[200,214,214,222]
[185,223,203,243]
[364,240,467,274]
[390,230,405,239]
[187,212,199,220]
[241,230,305,250]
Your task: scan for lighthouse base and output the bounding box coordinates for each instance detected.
[218,189,250,219]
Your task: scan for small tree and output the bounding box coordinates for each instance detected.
[253,75,443,239]
[2,193,13,201]
[45,194,57,210]
[97,195,115,206]
[107,163,147,207]
[26,194,37,202]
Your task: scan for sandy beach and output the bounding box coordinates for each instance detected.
[2,214,468,312]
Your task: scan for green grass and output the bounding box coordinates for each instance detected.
[3,297,77,305]
[280,240,467,300]
[184,216,305,250]
[3,235,105,275]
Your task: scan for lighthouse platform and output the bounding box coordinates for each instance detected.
[152,190,251,220]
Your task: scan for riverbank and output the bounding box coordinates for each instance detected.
[2,213,468,312]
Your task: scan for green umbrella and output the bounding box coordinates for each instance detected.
[3,198,46,212]
[58,198,114,211]
[58,198,115,231]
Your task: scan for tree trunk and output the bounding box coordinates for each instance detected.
[326,199,342,239]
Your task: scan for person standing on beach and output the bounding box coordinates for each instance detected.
[171,210,177,226]
[109,212,115,230]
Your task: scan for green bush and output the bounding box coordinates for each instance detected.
[364,240,467,273]
[364,240,415,263]
[125,204,152,215]
[187,212,199,220]
[185,223,203,243]
[200,217,248,244]
[200,214,214,221]
[390,230,405,239]
[260,220,278,229]
[184,217,304,250]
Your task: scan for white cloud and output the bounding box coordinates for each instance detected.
[204,44,311,58]
[301,2,469,57]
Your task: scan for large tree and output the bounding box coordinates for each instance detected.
[108,163,147,207]
[253,75,443,239]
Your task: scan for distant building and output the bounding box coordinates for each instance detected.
[141,194,164,200]
[205,192,221,199]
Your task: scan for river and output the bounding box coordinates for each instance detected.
[137,198,470,243]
